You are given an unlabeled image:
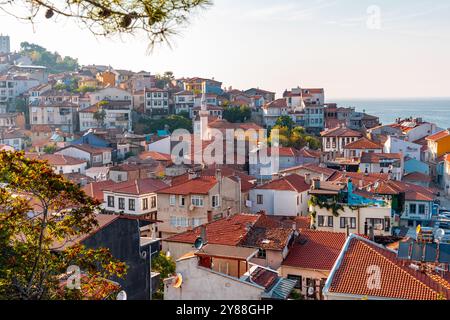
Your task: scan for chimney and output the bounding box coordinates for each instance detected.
[312,178,321,190]
[359,179,364,189]
[200,225,208,244]
[215,168,222,182]
[207,210,213,223]
[304,173,311,185]
[320,173,325,181]
[369,226,375,241]
[292,222,297,232]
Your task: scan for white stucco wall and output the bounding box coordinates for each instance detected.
[164,256,263,300]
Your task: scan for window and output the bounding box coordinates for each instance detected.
[179,196,185,207]
[212,195,220,208]
[151,196,157,209]
[191,196,204,207]
[169,195,176,206]
[350,217,356,229]
[142,198,148,210]
[340,217,347,229]
[318,215,324,227]
[287,275,302,289]
[384,217,391,232]
[129,199,135,211]
[107,196,115,208]
[257,194,263,205]
[410,204,417,214]
[257,249,266,259]
[327,216,334,227]
[118,198,125,210]
[419,204,426,214]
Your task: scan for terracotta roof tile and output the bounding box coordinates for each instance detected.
[158,176,217,195]
[255,174,310,193]
[327,235,450,300]
[165,214,260,245]
[321,126,363,138]
[426,130,450,142]
[343,137,383,150]
[282,230,347,270]
[102,178,168,196]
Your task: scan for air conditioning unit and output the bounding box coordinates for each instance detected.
[375,223,383,231]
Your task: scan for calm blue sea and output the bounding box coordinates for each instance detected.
[331,98,450,129]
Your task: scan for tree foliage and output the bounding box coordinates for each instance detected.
[269,117,322,150]
[223,105,251,123]
[2,1,212,48]
[134,114,193,134]
[151,252,175,299]
[0,151,127,300]
[19,42,79,74]
[155,71,175,89]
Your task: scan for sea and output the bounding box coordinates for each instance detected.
[331,98,450,129]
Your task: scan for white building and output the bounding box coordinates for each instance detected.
[321,126,363,160]
[262,99,289,127]
[145,88,169,117]
[79,100,132,132]
[174,90,195,115]
[102,178,168,217]
[359,152,404,181]
[89,87,132,105]
[249,174,311,216]
[25,153,88,174]
[384,136,421,161]
[55,144,112,167]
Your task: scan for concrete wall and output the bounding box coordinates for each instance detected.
[164,256,263,300]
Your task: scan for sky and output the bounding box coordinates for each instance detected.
[1,0,450,99]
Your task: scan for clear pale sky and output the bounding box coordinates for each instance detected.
[1,0,450,99]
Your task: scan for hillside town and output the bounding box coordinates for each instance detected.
[1,36,450,301]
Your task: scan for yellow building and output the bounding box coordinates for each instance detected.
[78,78,99,89]
[426,130,450,161]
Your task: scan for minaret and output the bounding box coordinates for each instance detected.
[199,93,209,141]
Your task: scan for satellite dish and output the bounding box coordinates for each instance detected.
[173,273,183,288]
[435,229,445,242]
[307,287,314,296]
[194,237,204,250]
[116,290,127,300]
[189,204,195,211]
[140,251,147,259]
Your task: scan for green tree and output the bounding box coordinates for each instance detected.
[151,252,175,299]
[223,105,252,123]
[155,71,175,89]
[43,144,57,154]
[7,1,212,47]
[0,151,127,300]
[275,115,295,130]
[269,118,321,150]
[19,42,80,74]
[134,114,193,134]
[93,109,107,128]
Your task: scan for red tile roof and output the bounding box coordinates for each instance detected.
[370,180,436,201]
[360,152,402,164]
[139,151,172,162]
[25,153,87,166]
[285,163,337,177]
[321,126,363,138]
[343,137,383,150]
[282,230,347,270]
[326,235,450,300]
[255,174,310,193]
[165,214,260,245]
[82,180,116,202]
[403,172,432,183]
[158,176,217,195]
[426,130,450,142]
[102,178,168,196]
[263,98,287,109]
